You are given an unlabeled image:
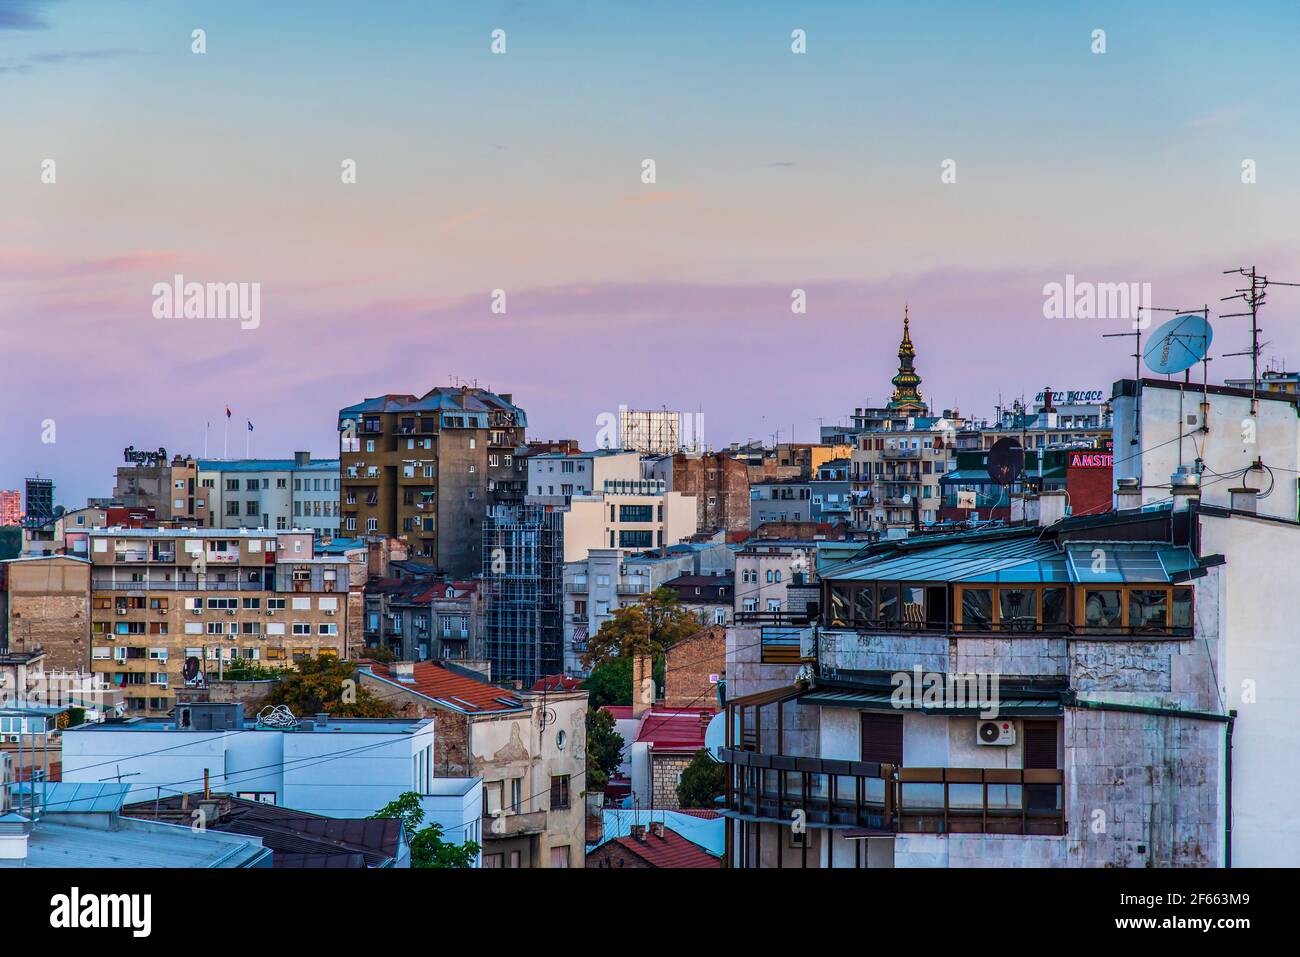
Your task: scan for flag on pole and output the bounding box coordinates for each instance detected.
[225,406,232,419]
[247,420,254,432]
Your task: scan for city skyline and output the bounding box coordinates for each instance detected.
[5,1,1300,503]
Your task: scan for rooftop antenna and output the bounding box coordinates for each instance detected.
[1103,308,1150,446]
[1222,266,1300,416]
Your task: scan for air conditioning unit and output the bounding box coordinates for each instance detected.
[325,610,335,616]
[4,734,20,744]
[267,609,277,615]
[226,609,237,616]
[977,720,1015,746]
[192,608,203,615]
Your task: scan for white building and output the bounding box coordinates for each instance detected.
[61,702,483,860]
[199,453,341,536]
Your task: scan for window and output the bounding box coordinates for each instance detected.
[510,778,522,811]
[619,504,653,523]
[998,588,1038,632]
[860,713,903,765]
[959,588,993,631]
[549,846,570,868]
[1128,589,1168,631]
[550,775,571,810]
[1083,589,1122,629]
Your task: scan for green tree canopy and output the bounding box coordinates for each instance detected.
[585,707,625,792]
[369,791,480,868]
[676,748,724,810]
[582,587,703,672]
[263,655,394,717]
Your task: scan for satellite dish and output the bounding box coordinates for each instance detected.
[901,493,912,505]
[704,712,726,763]
[1143,313,1213,375]
[183,656,201,682]
[987,437,1024,485]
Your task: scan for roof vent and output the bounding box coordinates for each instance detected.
[1115,476,1143,510]
[1170,466,1201,512]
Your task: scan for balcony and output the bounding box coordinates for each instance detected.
[483,808,547,838]
[566,582,588,594]
[721,749,1064,836]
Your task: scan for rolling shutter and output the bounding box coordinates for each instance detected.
[860,712,904,765]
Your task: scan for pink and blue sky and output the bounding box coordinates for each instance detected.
[3,0,1300,504]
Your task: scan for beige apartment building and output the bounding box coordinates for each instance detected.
[338,386,528,576]
[113,452,211,526]
[87,528,354,716]
[850,426,956,530]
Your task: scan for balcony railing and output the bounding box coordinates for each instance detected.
[482,808,547,837]
[721,749,1065,836]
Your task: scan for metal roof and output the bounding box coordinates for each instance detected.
[10,782,129,814]
[824,536,1198,586]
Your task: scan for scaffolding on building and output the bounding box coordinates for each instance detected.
[481,504,564,686]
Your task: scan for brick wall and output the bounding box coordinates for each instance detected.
[651,753,692,808]
[663,626,724,709]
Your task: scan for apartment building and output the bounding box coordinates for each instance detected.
[198,453,341,536]
[113,453,210,526]
[358,660,587,868]
[0,491,20,527]
[719,489,1281,867]
[364,577,485,664]
[527,449,640,503]
[0,554,92,672]
[338,386,528,576]
[733,541,817,618]
[86,528,354,715]
[642,451,751,534]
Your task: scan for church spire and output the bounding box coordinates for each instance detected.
[889,304,926,412]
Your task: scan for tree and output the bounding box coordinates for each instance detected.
[585,707,625,791]
[583,655,667,709]
[676,748,724,809]
[582,587,702,671]
[263,655,394,717]
[370,791,480,868]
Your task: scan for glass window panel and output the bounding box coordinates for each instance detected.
[1129,589,1168,629]
[999,588,1038,632]
[829,585,851,626]
[1042,588,1068,626]
[853,586,875,625]
[1172,586,1193,630]
[961,588,993,630]
[878,585,899,625]
[1084,589,1122,628]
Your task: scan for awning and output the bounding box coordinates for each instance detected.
[798,687,1064,716]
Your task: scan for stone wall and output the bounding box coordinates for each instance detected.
[652,753,692,808]
[664,626,724,709]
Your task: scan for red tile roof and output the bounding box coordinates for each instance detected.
[633,707,716,753]
[607,827,721,868]
[601,705,634,720]
[362,660,524,714]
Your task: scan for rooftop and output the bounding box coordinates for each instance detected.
[196,458,340,473]
[360,660,527,715]
[67,715,434,734]
[633,707,716,752]
[599,826,721,868]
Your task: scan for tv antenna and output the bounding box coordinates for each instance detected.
[1221,266,1300,414]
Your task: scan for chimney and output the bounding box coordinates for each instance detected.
[1115,477,1142,511]
[649,821,665,839]
[1229,486,1258,514]
[631,654,653,718]
[392,661,416,684]
[1037,489,1068,527]
[630,824,647,842]
[1170,466,1201,512]
[0,815,31,862]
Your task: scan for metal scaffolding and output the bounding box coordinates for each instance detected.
[481,504,563,686]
